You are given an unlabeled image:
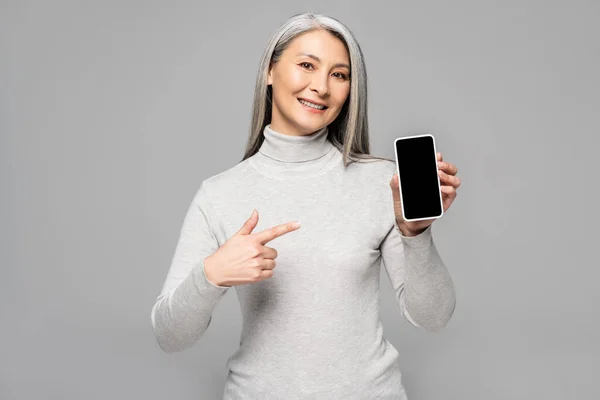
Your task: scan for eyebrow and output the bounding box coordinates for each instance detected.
[296,52,350,70]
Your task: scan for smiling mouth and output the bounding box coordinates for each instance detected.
[297,98,328,110]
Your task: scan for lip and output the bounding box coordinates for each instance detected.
[297,98,328,108]
[298,98,327,113]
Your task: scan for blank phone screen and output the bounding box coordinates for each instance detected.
[394,135,443,220]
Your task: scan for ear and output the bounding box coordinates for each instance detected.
[267,62,273,85]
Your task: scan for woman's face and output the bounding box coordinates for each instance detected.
[267,29,351,136]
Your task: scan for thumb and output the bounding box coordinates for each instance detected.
[237,208,259,235]
[390,172,402,208]
[390,172,400,198]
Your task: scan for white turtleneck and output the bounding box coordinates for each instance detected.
[150,124,456,400]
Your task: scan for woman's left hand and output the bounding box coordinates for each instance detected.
[389,152,461,236]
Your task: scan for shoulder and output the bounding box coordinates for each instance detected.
[345,156,396,184]
[194,159,253,201]
[338,157,397,210]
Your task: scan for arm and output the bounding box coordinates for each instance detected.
[380,216,456,332]
[150,180,230,353]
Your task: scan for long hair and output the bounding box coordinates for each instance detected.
[240,12,394,167]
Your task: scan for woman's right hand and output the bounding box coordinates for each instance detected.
[203,209,301,287]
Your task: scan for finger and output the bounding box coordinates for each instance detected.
[440,184,457,197]
[389,173,401,199]
[260,246,278,260]
[437,161,458,175]
[437,152,443,161]
[253,221,301,244]
[259,269,274,280]
[438,169,461,188]
[440,186,457,211]
[389,172,399,187]
[439,161,458,175]
[237,209,259,236]
[441,195,453,212]
[260,259,277,270]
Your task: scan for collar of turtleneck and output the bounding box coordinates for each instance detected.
[248,124,340,180]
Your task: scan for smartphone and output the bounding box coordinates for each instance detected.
[393,134,444,222]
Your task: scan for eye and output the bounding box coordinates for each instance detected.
[300,62,350,81]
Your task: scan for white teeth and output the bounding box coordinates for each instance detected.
[299,99,325,110]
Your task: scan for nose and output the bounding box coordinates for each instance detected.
[309,71,329,96]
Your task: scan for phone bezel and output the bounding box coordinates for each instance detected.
[393,134,444,222]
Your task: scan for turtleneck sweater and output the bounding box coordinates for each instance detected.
[150,124,456,400]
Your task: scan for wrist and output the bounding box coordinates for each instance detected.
[203,256,224,286]
[396,220,426,237]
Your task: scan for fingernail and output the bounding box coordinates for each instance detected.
[293,221,301,228]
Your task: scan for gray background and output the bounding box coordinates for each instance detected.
[2,1,598,399]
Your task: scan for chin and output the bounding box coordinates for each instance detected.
[293,116,330,131]
[297,122,327,135]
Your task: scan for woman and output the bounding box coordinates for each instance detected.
[151,12,460,400]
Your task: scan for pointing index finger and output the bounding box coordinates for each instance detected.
[253,221,301,244]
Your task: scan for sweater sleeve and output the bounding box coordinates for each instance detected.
[379,208,456,332]
[150,180,230,353]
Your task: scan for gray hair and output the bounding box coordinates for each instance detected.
[240,12,393,167]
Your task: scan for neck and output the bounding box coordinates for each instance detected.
[247,124,340,180]
[259,124,332,162]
